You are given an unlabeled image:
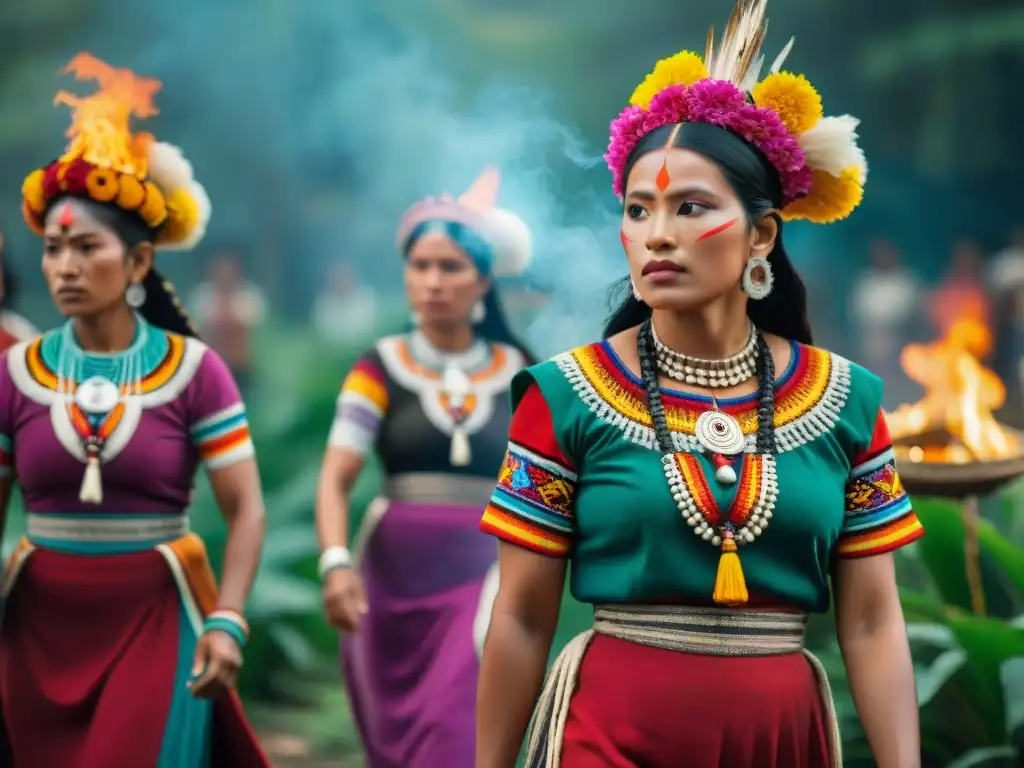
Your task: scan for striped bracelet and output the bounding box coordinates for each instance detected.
[202,610,250,649]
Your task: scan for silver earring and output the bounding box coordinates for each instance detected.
[630,279,642,302]
[742,257,774,300]
[125,281,147,308]
[469,299,486,324]
[410,311,421,327]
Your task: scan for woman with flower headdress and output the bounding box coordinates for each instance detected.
[315,167,534,767]
[0,54,271,767]
[476,2,923,766]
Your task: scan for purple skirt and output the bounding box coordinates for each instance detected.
[341,490,498,768]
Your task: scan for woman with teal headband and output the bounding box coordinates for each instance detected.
[314,168,533,767]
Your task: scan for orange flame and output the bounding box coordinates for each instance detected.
[887,294,1020,462]
[54,53,162,178]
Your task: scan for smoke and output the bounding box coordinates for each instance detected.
[100,0,624,355]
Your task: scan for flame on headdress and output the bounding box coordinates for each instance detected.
[54,53,162,179]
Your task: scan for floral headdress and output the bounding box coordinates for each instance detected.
[396,167,531,277]
[606,0,866,224]
[21,53,211,250]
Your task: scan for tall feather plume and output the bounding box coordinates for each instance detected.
[706,0,769,88]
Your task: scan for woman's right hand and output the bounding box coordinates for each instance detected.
[322,567,368,633]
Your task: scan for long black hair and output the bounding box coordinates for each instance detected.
[603,121,813,345]
[45,196,199,338]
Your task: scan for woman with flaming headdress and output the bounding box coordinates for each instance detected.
[475,1,924,765]
[314,168,534,766]
[0,54,271,766]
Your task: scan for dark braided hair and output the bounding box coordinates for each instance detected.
[45,196,199,338]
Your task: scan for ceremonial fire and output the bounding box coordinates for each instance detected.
[886,303,1022,467]
[885,300,1024,617]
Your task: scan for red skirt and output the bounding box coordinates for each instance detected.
[0,536,270,767]
[561,633,831,767]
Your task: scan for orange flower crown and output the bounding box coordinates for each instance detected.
[21,54,210,251]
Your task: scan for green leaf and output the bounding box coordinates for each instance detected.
[946,615,1024,743]
[945,745,1019,768]
[914,498,1024,618]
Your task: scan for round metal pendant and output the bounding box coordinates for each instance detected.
[75,376,121,414]
[694,409,745,455]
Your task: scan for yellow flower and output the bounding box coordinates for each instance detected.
[781,167,863,224]
[156,188,200,245]
[21,170,47,215]
[22,199,44,236]
[85,168,120,203]
[138,182,168,228]
[629,51,709,109]
[116,174,147,211]
[752,72,822,135]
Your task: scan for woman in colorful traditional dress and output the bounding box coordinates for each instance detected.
[476,2,924,766]
[0,54,271,767]
[315,167,533,767]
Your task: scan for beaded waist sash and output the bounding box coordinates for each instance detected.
[525,604,842,768]
[383,473,494,507]
[26,512,190,555]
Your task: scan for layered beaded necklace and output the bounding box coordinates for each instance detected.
[637,318,779,606]
[652,319,757,387]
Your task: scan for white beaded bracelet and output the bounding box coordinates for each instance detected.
[318,546,353,580]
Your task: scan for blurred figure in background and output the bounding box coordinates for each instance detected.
[189,250,267,400]
[928,238,991,337]
[311,262,379,347]
[1,55,270,767]
[989,227,1024,418]
[0,233,39,346]
[315,168,533,768]
[849,238,922,404]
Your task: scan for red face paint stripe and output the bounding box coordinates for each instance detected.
[58,203,74,228]
[620,229,631,248]
[695,217,739,242]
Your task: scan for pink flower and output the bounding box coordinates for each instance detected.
[605,78,812,203]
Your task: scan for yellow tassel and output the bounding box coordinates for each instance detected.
[712,538,749,606]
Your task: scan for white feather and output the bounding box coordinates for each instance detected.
[146,141,212,251]
[147,142,195,193]
[481,208,531,278]
[798,115,868,183]
[770,37,795,74]
[708,0,768,85]
[739,53,765,93]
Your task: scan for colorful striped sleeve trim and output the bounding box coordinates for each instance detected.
[0,434,11,477]
[327,360,389,456]
[478,441,577,558]
[838,446,923,557]
[191,402,255,472]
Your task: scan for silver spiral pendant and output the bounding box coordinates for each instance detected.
[694,409,745,455]
[74,376,121,414]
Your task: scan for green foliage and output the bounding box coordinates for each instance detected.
[813,496,1024,767]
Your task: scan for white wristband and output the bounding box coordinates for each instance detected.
[318,546,353,580]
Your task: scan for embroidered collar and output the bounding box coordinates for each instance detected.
[557,340,851,453]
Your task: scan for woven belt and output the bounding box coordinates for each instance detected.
[26,512,190,555]
[594,603,807,655]
[526,604,841,768]
[383,473,494,506]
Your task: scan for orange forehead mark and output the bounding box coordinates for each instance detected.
[695,217,739,243]
[58,202,75,228]
[655,160,671,192]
